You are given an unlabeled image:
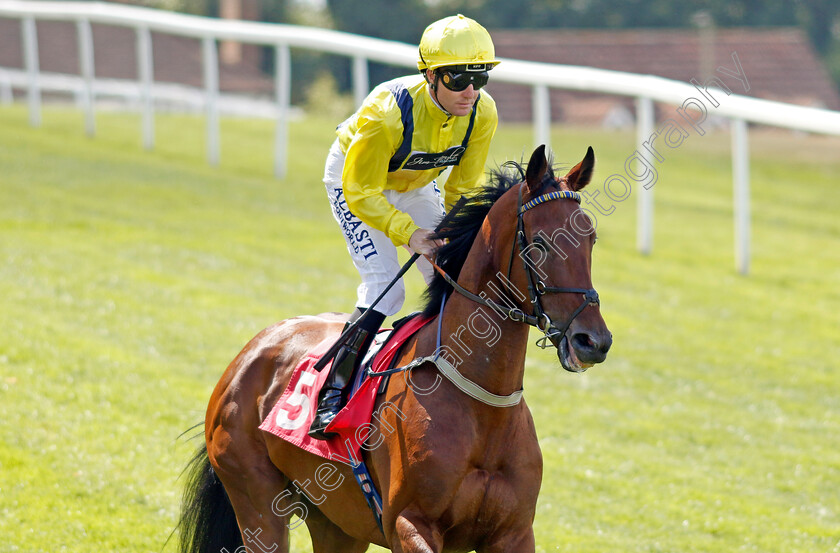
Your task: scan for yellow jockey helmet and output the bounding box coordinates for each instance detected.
[417,14,500,72]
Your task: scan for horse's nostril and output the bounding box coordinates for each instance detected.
[572,333,595,351]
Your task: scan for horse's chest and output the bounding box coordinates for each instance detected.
[439,466,533,545]
[463,465,526,509]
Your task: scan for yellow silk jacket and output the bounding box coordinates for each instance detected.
[336,74,498,247]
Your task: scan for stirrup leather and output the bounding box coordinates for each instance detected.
[308,328,370,439]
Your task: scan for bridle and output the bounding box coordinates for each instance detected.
[434,182,600,349]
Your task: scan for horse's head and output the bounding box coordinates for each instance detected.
[489,145,612,372]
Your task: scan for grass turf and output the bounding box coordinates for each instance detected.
[0,104,838,552]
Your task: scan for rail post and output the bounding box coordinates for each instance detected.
[636,96,655,255]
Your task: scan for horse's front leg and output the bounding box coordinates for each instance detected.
[390,510,443,553]
[477,526,536,553]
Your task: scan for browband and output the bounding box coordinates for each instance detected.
[518,190,581,214]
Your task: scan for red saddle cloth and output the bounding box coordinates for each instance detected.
[259,315,434,465]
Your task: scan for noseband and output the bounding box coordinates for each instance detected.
[435,183,600,349]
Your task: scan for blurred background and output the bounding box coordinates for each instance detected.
[1,0,838,123]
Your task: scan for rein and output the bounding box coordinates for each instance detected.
[432,183,600,350]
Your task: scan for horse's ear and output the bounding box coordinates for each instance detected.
[525,144,548,195]
[564,146,595,191]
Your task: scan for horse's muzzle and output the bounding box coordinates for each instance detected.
[556,329,612,373]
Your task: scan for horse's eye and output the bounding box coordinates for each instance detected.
[532,236,549,252]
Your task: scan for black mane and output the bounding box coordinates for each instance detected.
[420,161,558,317]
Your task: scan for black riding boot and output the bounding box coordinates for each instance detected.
[308,308,385,440]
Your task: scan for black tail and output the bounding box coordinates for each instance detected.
[177,444,243,553]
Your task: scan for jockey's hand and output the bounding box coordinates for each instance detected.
[408,228,445,257]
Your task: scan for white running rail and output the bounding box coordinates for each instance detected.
[2,0,840,273]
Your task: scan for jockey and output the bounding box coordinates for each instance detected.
[310,14,500,439]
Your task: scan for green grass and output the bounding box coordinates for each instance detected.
[1,103,839,553]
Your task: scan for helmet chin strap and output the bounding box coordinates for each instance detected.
[428,72,452,117]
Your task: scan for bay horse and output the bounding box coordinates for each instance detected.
[178,145,611,553]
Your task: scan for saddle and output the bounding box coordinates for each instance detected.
[259,313,434,464]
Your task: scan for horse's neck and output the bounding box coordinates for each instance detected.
[438,252,530,397]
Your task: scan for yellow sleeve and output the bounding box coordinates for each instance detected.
[341,104,420,248]
[443,96,498,210]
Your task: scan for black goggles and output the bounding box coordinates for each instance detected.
[437,69,490,92]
